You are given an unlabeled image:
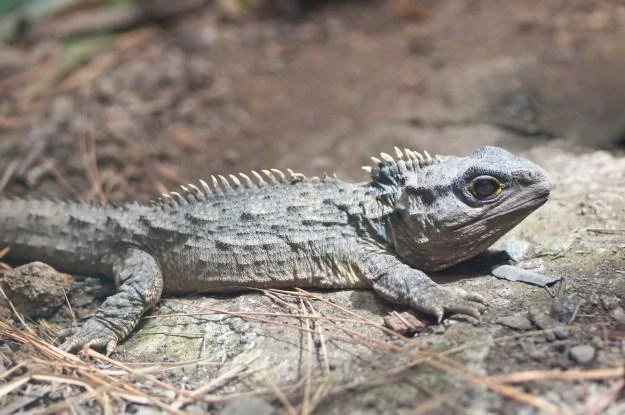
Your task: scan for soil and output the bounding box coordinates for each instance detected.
[1,1,625,414]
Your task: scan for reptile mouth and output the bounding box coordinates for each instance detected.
[445,185,550,232]
[481,192,548,222]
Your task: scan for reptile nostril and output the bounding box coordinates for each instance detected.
[517,170,540,184]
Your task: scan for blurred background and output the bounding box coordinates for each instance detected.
[1,0,624,202]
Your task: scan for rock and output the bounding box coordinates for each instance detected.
[590,336,604,349]
[421,49,625,147]
[130,406,163,415]
[500,239,531,262]
[1,262,73,318]
[528,308,571,341]
[610,306,625,324]
[491,265,560,287]
[496,315,534,331]
[569,345,596,364]
[432,324,445,335]
[600,295,620,311]
[552,327,572,340]
[220,398,274,415]
[551,296,581,323]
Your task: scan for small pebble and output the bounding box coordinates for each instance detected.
[553,327,572,340]
[221,398,274,415]
[496,315,534,330]
[501,239,531,262]
[553,327,573,340]
[569,345,596,364]
[600,295,620,310]
[590,336,604,349]
[432,324,445,335]
[610,306,625,324]
[528,309,557,341]
[551,296,580,323]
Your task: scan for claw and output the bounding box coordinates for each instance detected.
[465,292,487,304]
[434,308,445,324]
[446,303,482,320]
[413,285,487,323]
[105,339,118,356]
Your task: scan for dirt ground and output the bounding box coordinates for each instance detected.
[1,0,625,414]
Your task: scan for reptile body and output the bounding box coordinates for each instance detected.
[0,146,551,353]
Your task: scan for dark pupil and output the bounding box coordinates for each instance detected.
[474,178,498,198]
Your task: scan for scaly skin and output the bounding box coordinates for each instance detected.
[0,146,551,353]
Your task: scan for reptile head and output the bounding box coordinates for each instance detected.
[370,146,551,271]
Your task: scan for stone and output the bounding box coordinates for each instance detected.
[496,315,534,331]
[569,345,596,364]
[220,398,274,415]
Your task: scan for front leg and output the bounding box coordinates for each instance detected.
[364,253,486,322]
[60,248,163,354]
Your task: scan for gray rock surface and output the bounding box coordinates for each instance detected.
[569,345,596,364]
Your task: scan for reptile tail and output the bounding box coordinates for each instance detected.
[0,198,136,275]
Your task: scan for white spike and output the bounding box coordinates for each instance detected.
[161,193,172,199]
[238,172,254,187]
[228,174,241,188]
[188,184,205,199]
[170,192,186,204]
[261,169,276,182]
[405,149,417,160]
[361,166,373,173]
[414,151,425,162]
[397,159,408,174]
[199,179,212,194]
[370,156,382,165]
[423,150,432,162]
[270,168,286,181]
[394,146,404,159]
[380,152,394,163]
[287,168,305,181]
[218,175,231,190]
[211,175,223,194]
[180,185,196,201]
[251,170,266,186]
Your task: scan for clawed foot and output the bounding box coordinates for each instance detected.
[58,318,119,355]
[414,285,487,323]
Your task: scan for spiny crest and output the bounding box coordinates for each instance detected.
[152,168,307,208]
[361,146,443,187]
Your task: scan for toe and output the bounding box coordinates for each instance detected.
[57,319,119,353]
[464,292,487,304]
[57,326,77,342]
[446,302,482,320]
[105,339,118,356]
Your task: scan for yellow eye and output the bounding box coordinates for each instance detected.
[470,176,503,199]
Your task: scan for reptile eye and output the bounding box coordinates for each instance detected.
[469,176,503,200]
